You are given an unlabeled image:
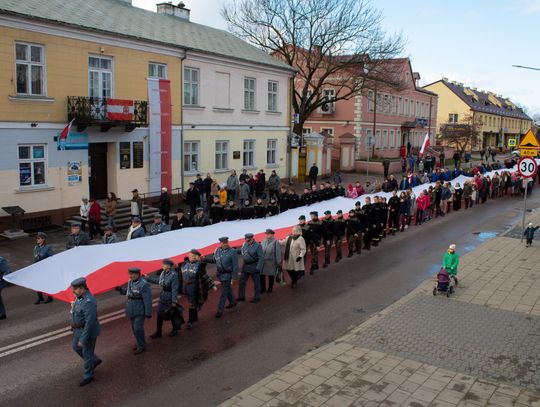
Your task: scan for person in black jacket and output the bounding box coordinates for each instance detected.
[380,197,389,238]
[267,198,279,216]
[372,196,384,242]
[209,196,224,224]
[310,185,320,204]
[308,211,323,273]
[278,186,289,213]
[345,210,361,257]
[185,182,199,218]
[159,187,171,224]
[309,163,318,187]
[298,215,311,273]
[254,198,267,218]
[224,201,239,221]
[240,200,255,220]
[321,210,335,268]
[387,191,401,235]
[287,188,300,209]
[363,197,379,247]
[300,188,311,207]
[171,209,191,230]
[388,175,398,192]
[192,208,211,227]
[333,210,346,262]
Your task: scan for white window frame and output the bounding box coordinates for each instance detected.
[15,42,46,96]
[366,128,373,148]
[215,141,229,171]
[183,141,200,173]
[410,100,414,117]
[243,139,256,168]
[184,67,200,106]
[18,144,48,187]
[321,127,334,138]
[389,130,395,148]
[398,97,403,115]
[367,90,374,112]
[404,98,409,116]
[416,101,420,117]
[148,62,167,79]
[382,130,388,148]
[384,94,390,113]
[376,93,383,113]
[267,80,278,112]
[302,127,312,135]
[397,130,401,146]
[375,129,381,148]
[449,113,458,123]
[267,139,277,165]
[244,77,256,110]
[392,95,397,115]
[88,55,113,98]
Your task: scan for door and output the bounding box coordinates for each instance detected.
[88,143,108,199]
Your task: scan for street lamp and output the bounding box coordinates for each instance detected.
[512,65,540,72]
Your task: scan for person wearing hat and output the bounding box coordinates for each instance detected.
[310,184,321,204]
[209,196,224,224]
[321,210,335,268]
[201,237,238,318]
[267,198,279,217]
[254,198,267,219]
[180,249,217,329]
[260,229,282,294]
[33,231,54,304]
[66,222,91,250]
[224,201,240,221]
[159,187,171,225]
[524,223,540,247]
[267,170,281,200]
[388,190,401,235]
[297,215,311,269]
[102,225,118,244]
[240,200,255,220]
[126,217,145,240]
[69,277,101,386]
[345,210,362,257]
[0,257,12,319]
[362,197,379,247]
[147,258,182,338]
[130,188,143,221]
[116,268,152,354]
[171,208,191,230]
[150,213,170,235]
[287,188,300,209]
[354,201,370,251]
[300,187,311,207]
[308,211,323,273]
[238,233,264,303]
[185,182,200,218]
[333,210,346,262]
[442,244,460,285]
[278,186,290,213]
[193,207,211,227]
[281,226,307,288]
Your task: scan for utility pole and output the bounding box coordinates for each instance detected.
[512,65,540,72]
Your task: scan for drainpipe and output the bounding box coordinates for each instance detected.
[179,52,186,196]
[428,96,432,143]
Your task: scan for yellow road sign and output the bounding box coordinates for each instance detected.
[520,148,538,157]
[518,129,540,150]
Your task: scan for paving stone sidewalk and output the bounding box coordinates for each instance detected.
[220,220,540,407]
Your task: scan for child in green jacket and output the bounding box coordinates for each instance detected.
[443,244,459,285]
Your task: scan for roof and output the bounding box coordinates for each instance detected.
[426,79,531,120]
[0,0,294,72]
[372,58,437,96]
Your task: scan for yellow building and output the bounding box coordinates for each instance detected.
[0,0,294,229]
[424,78,532,150]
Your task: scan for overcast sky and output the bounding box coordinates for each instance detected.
[133,0,540,116]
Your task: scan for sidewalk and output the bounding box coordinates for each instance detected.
[220,213,540,406]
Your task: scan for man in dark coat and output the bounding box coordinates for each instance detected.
[185,182,200,218]
[321,210,335,268]
[309,163,319,187]
[209,196,224,223]
[66,223,91,249]
[159,187,171,224]
[308,211,323,273]
[171,209,191,230]
[34,231,54,304]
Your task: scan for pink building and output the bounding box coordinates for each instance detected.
[303,58,438,165]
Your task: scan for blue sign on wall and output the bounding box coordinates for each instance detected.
[56,131,89,150]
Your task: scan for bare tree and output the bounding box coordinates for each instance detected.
[439,112,482,155]
[222,0,405,136]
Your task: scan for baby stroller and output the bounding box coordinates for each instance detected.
[433,268,454,297]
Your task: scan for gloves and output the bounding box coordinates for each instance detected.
[296,256,302,262]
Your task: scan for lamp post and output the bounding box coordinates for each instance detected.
[512,65,540,72]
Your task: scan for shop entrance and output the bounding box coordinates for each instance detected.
[88,143,108,199]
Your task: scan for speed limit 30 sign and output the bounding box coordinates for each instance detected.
[518,157,538,178]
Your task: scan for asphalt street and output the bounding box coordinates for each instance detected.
[0,192,538,407]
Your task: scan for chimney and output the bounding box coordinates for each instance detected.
[442,77,448,82]
[156,1,190,21]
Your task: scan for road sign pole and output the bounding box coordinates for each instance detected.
[521,181,529,243]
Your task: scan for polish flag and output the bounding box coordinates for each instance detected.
[59,119,75,141]
[106,99,134,121]
[419,133,430,157]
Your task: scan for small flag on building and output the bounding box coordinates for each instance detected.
[59,119,75,141]
[419,133,430,157]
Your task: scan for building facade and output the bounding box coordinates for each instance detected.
[303,58,438,163]
[424,79,532,149]
[0,0,293,228]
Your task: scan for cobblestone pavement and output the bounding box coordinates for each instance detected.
[220,219,540,407]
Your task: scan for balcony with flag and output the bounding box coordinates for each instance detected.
[67,97,148,132]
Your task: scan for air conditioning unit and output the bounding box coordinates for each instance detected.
[320,101,335,114]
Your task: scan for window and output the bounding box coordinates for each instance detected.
[488,116,492,127]
[243,140,255,167]
[397,130,401,145]
[376,93,383,112]
[404,99,409,116]
[375,130,381,148]
[184,141,200,173]
[267,80,278,112]
[410,100,414,117]
[398,97,403,115]
[367,91,374,112]
[384,95,390,113]
[89,56,112,98]
[18,145,46,187]
[366,129,373,148]
[184,67,199,105]
[244,77,256,110]
[267,139,277,165]
[321,128,334,137]
[133,142,144,169]
[389,130,395,148]
[302,127,312,135]
[215,141,229,170]
[321,89,335,113]
[416,101,420,117]
[448,113,458,123]
[148,63,167,79]
[15,42,46,96]
[382,130,388,148]
[392,96,397,114]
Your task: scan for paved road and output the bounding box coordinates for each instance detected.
[0,192,538,407]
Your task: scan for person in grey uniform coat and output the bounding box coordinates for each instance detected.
[149,214,170,235]
[117,267,152,354]
[237,233,264,303]
[147,258,182,338]
[70,277,101,386]
[102,226,118,244]
[66,223,91,249]
[0,256,12,319]
[202,237,238,318]
[260,229,282,294]
[33,231,54,304]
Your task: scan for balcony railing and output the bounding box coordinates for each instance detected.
[67,96,148,132]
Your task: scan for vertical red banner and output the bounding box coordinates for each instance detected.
[159,79,172,191]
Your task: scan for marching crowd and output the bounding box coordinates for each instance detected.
[1,156,540,386]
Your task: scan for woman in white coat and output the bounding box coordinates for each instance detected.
[281,225,306,288]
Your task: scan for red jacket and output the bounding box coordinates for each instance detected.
[89,201,101,223]
[416,194,429,211]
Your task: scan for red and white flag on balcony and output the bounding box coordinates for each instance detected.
[419,133,430,156]
[59,119,75,141]
[106,99,134,121]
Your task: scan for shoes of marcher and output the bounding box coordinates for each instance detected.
[237,297,246,302]
[169,330,179,337]
[44,298,53,304]
[215,312,223,318]
[34,300,42,305]
[0,316,6,320]
[291,283,297,289]
[187,322,193,330]
[133,348,145,355]
[225,302,237,309]
[347,253,353,258]
[132,346,138,351]
[79,378,93,387]
[250,298,260,303]
[94,358,102,369]
[323,263,328,268]
[266,288,272,294]
[150,332,162,339]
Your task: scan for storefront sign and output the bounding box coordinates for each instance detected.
[67,161,82,185]
[57,131,89,150]
[133,142,144,168]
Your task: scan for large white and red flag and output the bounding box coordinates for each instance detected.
[419,133,430,157]
[106,99,134,121]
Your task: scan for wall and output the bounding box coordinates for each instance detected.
[423,81,470,132]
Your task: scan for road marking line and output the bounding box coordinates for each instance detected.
[0,299,159,358]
